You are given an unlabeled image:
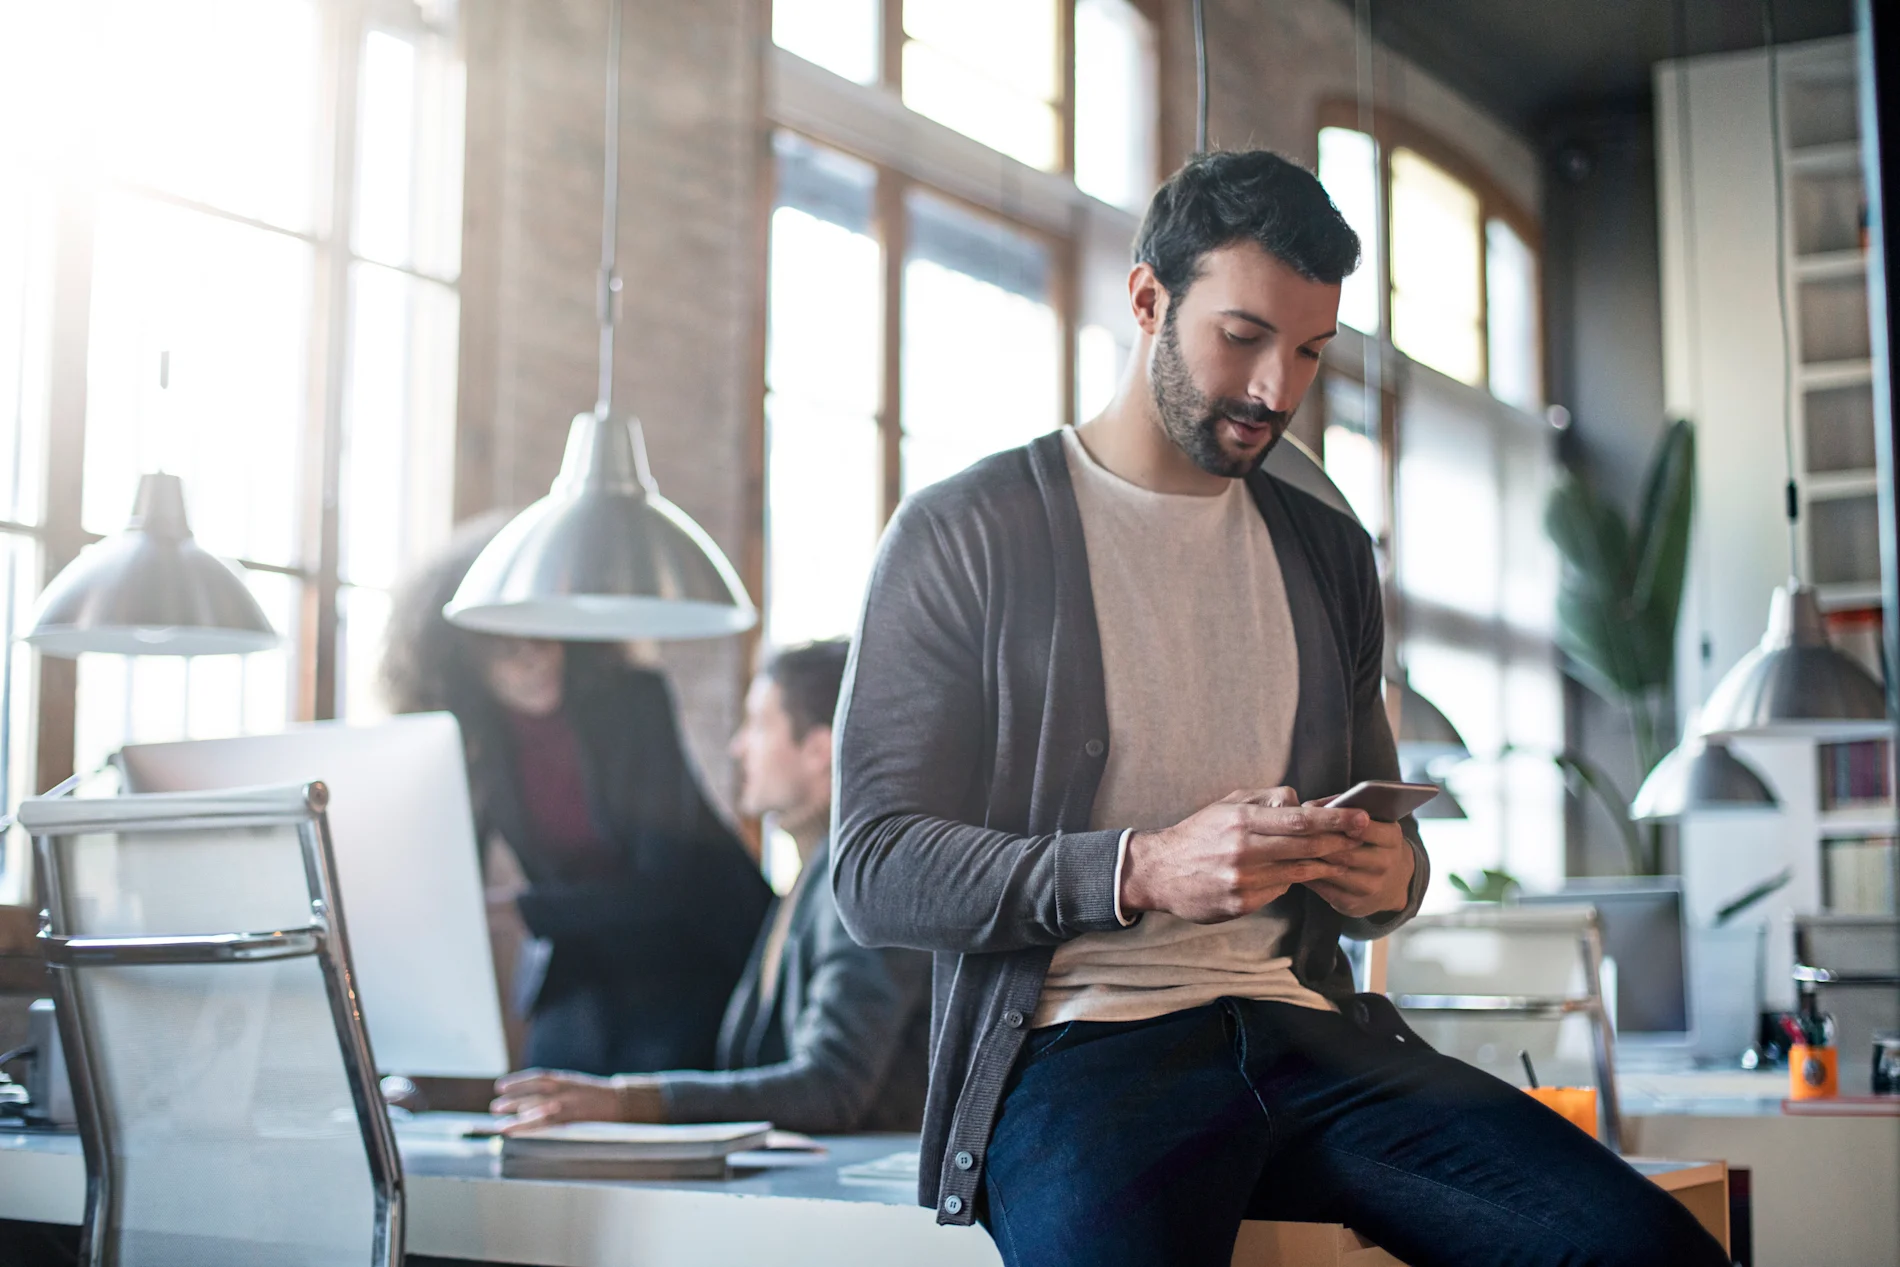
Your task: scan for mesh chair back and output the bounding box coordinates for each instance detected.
[1386,906,1620,1147]
[25,783,402,1267]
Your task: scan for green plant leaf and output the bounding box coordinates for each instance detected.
[1552,750,1651,874]
[1548,477,1647,697]
[1628,420,1695,690]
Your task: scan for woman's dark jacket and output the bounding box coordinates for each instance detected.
[469,662,771,1075]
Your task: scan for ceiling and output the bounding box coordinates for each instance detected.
[1341,0,1857,133]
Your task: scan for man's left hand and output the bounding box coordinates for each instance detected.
[491,1069,657,1132]
[1298,802,1415,919]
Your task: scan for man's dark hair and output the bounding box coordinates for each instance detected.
[1134,149,1360,298]
[763,638,851,738]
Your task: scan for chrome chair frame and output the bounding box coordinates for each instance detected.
[26,781,404,1267]
[1388,906,1623,1152]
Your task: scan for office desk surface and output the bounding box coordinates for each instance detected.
[0,1116,1744,1267]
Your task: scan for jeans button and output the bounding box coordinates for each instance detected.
[944,1195,964,1216]
[1002,1009,1024,1028]
[954,1150,974,1170]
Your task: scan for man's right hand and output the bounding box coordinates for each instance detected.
[1118,788,1370,924]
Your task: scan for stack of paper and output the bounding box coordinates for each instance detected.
[498,1121,773,1180]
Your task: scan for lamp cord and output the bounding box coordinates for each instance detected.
[1763,0,1801,580]
[595,0,625,420]
[1192,0,1208,153]
[1673,0,1715,695]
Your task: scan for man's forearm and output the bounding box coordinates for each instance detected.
[830,812,1127,953]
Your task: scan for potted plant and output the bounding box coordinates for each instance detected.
[1544,419,1696,876]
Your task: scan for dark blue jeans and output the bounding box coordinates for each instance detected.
[979,998,1729,1267]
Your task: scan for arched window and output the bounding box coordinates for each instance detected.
[1316,107,1542,413]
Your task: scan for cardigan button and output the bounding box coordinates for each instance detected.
[1002,1009,1024,1028]
[1084,738,1104,757]
[954,1150,975,1170]
[944,1195,964,1215]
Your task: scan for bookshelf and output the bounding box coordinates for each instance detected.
[1658,36,1896,1007]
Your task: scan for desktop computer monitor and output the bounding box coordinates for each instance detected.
[118,713,510,1079]
[1522,878,1691,1048]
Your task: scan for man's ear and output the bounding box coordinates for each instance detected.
[1129,263,1167,336]
[801,723,834,772]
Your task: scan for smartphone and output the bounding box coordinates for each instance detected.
[1323,780,1440,822]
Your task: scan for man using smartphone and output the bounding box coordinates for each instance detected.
[831,150,1726,1267]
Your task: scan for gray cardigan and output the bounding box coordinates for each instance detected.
[831,431,1428,1225]
[656,840,931,1133]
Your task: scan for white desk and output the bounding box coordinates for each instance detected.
[0,1114,1746,1267]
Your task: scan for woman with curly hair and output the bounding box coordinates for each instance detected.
[379,513,771,1076]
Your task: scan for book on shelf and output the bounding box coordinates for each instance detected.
[1823,836,1899,916]
[1817,736,1893,810]
[477,1120,774,1180]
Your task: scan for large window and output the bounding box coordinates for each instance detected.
[764,133,1061,644]
[1317,117,1542,412]
[0,1,463,900]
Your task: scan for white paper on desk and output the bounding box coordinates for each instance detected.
[507,1122,773,1146]
[501,1121,773,1163]
[761,1130,824,1152]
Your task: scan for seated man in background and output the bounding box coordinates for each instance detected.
[490,640,931,1135]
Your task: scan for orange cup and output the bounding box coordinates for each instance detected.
[1525,1086,1599,1139]
[1789,1044,1838,1100]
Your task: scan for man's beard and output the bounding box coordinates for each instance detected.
[1150,305,1289,479]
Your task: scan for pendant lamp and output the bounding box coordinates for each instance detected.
[445,0,754,641]
[25,472,276,657]
[1630,730,1778,822]
[1700,580,1887,739]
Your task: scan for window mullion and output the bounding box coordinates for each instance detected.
[304,0,367,723]
[876,167,906,525]
[881,0,904,90]
[32,179,97,795]
[1058,0,1076,176]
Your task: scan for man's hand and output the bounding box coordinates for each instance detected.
[1299,798,1416,920]
[490,1069,659,1132]
[1119,787,1369,924]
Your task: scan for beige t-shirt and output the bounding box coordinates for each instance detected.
[1032,427,1333,1026]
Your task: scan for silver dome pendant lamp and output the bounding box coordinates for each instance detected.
[25,351,276,659]
[444,0,754,641]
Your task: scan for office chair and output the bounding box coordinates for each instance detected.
[26,781,403,1267]
[1382,905,1623,1151]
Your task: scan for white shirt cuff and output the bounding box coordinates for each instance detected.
[1112,828,1138,927]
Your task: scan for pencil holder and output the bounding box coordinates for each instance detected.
[1789,1043,1838,1100]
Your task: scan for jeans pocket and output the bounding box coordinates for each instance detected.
[1019,1021,1076,1067]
